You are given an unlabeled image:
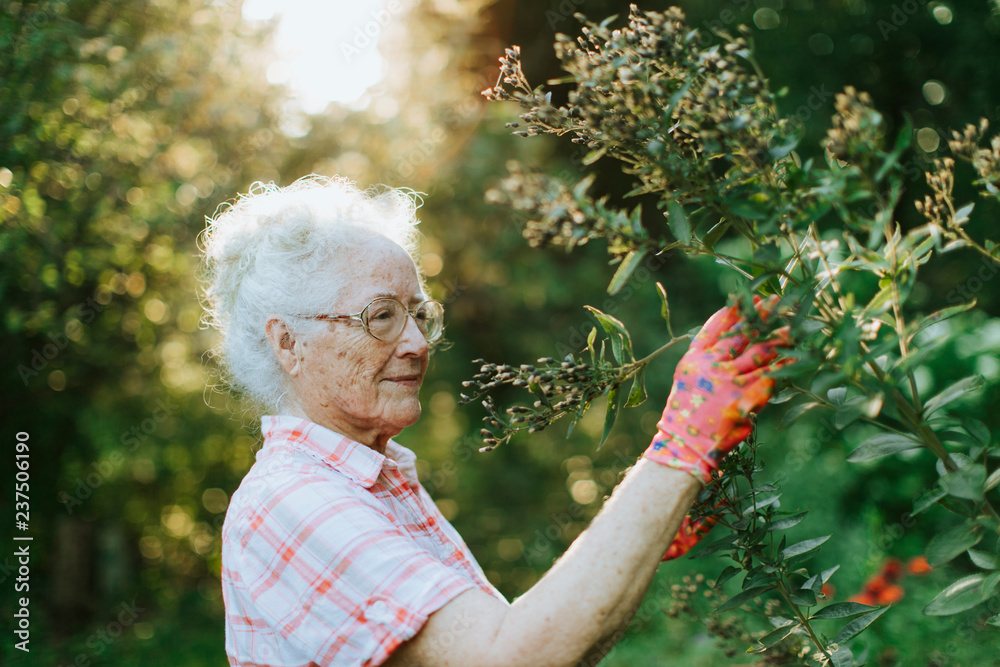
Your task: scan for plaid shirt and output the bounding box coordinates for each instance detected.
[222,415,506,667]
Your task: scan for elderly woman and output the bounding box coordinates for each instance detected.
[203,176,786,667]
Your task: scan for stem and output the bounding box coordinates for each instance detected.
[631,334,692,367]
[950,227,1000,266]
[886,383,1000,530]
[883,224,922,413]
[775,581,834,665]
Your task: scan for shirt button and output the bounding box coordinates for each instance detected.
[369,601,389,623]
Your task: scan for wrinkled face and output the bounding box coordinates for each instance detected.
[292,235,430,444]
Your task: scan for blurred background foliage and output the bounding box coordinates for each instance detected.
[1,0,999,664]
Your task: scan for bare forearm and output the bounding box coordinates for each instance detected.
[489,459,700,666]
[576,592,645,667]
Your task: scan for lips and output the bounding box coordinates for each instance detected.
[384,373,422,385]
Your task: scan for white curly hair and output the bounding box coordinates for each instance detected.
[199,174,426,414]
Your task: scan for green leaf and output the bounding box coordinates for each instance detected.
[767,511,809,532]
[953,201,975,225]
[714,586,772,614]
[834,606,889,643]
[913,301,977,339]
[586,327,597,363]
[668,200,691,244]
[863,284,894,316]
[779,402,823,429]
[529,380,551,408]
[789,588,817,606]
[820,565,840,584]
[572,173,596,200]
[810,601,880,620]
[962,418,991,446]
[939,464,987,500]
[599,384,621,449]
[771,387,799,405]
[829,645,855,667]
[582,146,607,165]
[690,532,739,559]
[715,566,741,588]
[985,468,1000,492]
[924,376,986,416]
[742,494,781,516]
[832,399,865,430]
[607,247,649,295]
[748,621,799,653]
[584,306,633,360]
[624,366,647,408]
[847,433,922,462]
[924,574,995,616]
[926,520,983,567]
[611,334,624,364]
[782,535,831,561]
[875,114,912,182]
[769,134,799,160]
[655,282,674,337]
[912,487,947,516]
[968,549,1000,570]
[801,572,823,594]
[700,219,729,251]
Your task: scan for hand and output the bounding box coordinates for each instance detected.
[643,295,788,485]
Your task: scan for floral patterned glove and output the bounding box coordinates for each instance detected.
[644,296,788,485]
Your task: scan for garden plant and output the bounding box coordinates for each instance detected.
[464,5,1000,665]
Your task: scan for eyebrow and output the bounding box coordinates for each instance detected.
[368,291,428,305]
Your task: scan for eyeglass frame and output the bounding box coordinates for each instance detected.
[303,296,445,343]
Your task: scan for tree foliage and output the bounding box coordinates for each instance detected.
[473,4,1000,663]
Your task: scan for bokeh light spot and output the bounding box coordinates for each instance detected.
[144,299,167,323]
[917,127,941,152]
[753,8,781,30]
[932,3,953,25]
[922,80,946,105]
[422,252,443,277]
[570,479,598,504]
[808,33,834,55]
[47,370,66,391]
[202,488,230,514]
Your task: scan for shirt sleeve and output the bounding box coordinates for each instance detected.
[233,472,478,667]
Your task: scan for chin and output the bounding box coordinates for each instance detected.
[391,402,422,429]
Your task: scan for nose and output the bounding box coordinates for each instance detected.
[395,311,430,358]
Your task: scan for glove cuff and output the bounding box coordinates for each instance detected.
[643,434,715,486]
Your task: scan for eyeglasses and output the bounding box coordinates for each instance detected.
[307,297,445,343]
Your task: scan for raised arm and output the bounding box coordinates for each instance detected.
[385,297,788,667]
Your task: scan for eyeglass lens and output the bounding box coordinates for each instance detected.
[364,299,443,342]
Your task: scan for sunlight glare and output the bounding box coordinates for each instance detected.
[242,0,395,113]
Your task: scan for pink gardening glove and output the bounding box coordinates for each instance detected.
[644,295,789,485]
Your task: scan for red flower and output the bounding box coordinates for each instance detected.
[848,558,910,605]
[848,591,877,605]
[881,558,903,582]
[907,555,933,574]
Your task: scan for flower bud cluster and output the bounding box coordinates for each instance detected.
[459,355,628,450]
[915,158,956,228]
[483,4,793,242]
[824,86,885,167]
[948,118,1000,192]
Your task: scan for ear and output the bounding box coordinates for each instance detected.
[265,317,302,377]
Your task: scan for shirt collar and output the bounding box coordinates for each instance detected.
[260,415,420,489]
